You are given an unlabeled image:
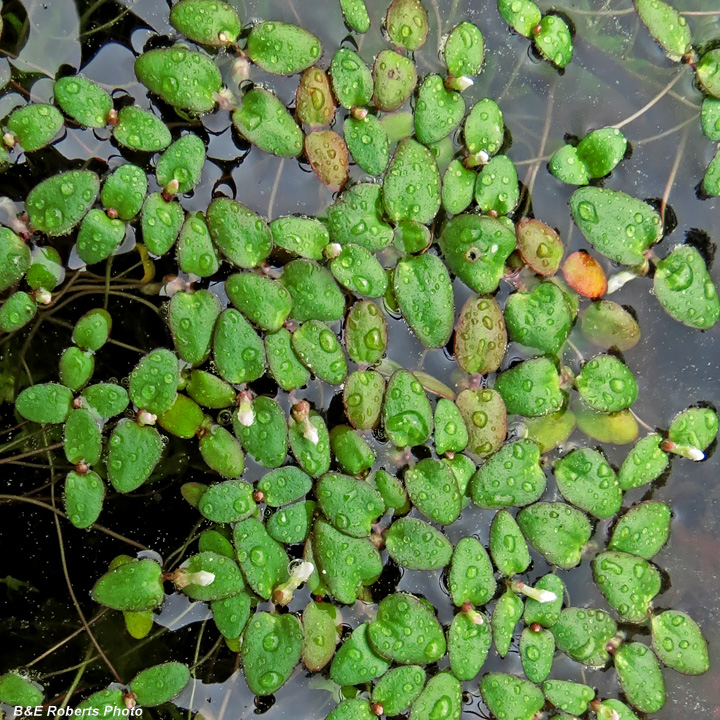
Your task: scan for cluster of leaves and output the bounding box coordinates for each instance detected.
[0,0,718,719]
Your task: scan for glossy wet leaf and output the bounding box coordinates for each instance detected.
[651,610,709,675]
[474,155,519,215]
[296,67,336,129]
[107,420,163,493]
[0,229,30,292]
[433,398,468,455]
[330,243,387,298]
[82,383,129,418]
[384,0,428,50]
[313,517,382,603]
[213,309,265,384]
[439,214,516,293]
[292,321,347,385]
[455,388,506,460]
[331,622,390,686]
[549,144,590,185]
[368,593,445,664]
[495,357,563,418]
[64,470,105,529]
[654,245,719,330]
[340,0,370,32]
[444,22,485,77]
[543,679,594,715]
[64,408,101,465]
[141,194,183,256]
[302,602,339,671]
[581,300,640,351]
[177,551,245,601]
[532,14,573,68]
[59,347,94,392]
[372,665,425,715]
[614,642,666,713]
[247,21,321,75]
[701,98,720,141]
[518,502,592,569]
[453,296,506,374]
[515,218,563,276]
[520,626,554,683]
[177,212,219,277]
[255,467,311,508]
[570,187,662,266]
[54,76,112,128]
[241,612,303,695]
[576,128,627,178]
[497,0,541,37]
[101,164,147,221]
[113,106,172,152]
[330,426,375,475]
[385,517,452,570]
[212,592,251,640]
[702,146,720,196]
[26,170,99,237]
[0,673,41,708]
[25,247,62,292]
[199,529,235,559]
[76,689,124,714]
[326,699,374,720]
[0,292,33,332]
[490,509,530,576]
[198,480,254,524]
[325,183,393,251]
[16,383,73,424]
[668,406,718,451]
[493,589,524,658]
[447,537,495,606]
[593,551,661,622]
[289,409,330,477]
[280,259,345,322]
[318,472,383,537]
[442,159,476,215]
[225,274,292,332]
[562,251,607,299]
[267,500,314,544]
[576,354,637,412]
[618,433,668,490]
[447,610,491,681]
[234,396,287,468]
[471,439,545,509]
[404,458,461,524]
[344,114,390,176]
[414,75,465,145]
[233,518,289,599]
[697,50,720,98]
[344,303,387,367]
[575,401,639,445]
[92,558,164,611]
[232,88,303,157]
[551,607,617,666]
[383,369,433,447]
[185,370,235,409]
[135,46,221,113]
[169,0,241,46]
[480,673,544,720]
[505,282,572,354]
[269,216,327,260]
[523,573,564,627]
[305,130,349,192]
[330,48,373,109]
[410,672,461,720]
[76,209,125,266]
[608,501,669,560]
[7,103,63,151]
[525,408,576,452]
[371,468,409,513]
[464,98,504,155]
[168,290,220,366]
[372,50,417,112]
[129,348,179,415]
[156,134,205,195]
[635,0,691,62]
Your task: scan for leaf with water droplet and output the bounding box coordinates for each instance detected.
[372,50,417,112]
[289,409,331,477]
[177,212,219,277]
[562,250,607,298]
[669,405,718,451]
[618,433,668,490]
[64,470,105,529]
[241,612,303,695]
[654,245,720,330]
[330,622,390,686]
[325,183,394,251]
[576,127,627,178]
[184,370,235,409]
[383,369,433,447]
[434,398,469,455]
[651,610,709,675]
[497,0,541,36]
[168,290,220,366]
[581,300,640,351]
[281,259,346,322]
[318,472,384,537]
[474,155,519,215]
[495,357,564,418]
[265,328,311,391]
[701,98,720,141]
[576,354,638,413]
[156,134,205,195]
[518,501,591,569]
[267,499,315,544]
[292,320,348,384]
[414,74,465,145]
[523,573,565,627]
[593,551,661,622]
[330,426,376,476]
[480,673,544,720]
[614,641,666,713]
[515,219,564,277]
[58,347,94,392]
[213,309,266,384]
[489,509,530,577]
[409,671,461,720]
[330,48,373,109]
[444,21,485,77]
[76,209,125,266]
[385,516,452,570]
[312,517,382,603]
[455,388,507,460]
[76,688,124,715]
[330,243,387,298]
[344,302,388,366]
[635,0,691,62]
[370,468,409,513]
[344,114,390,176]
[441,159,476,215]
[439,214,516,293]
[54,76,112,128]
[305,130,349,192]
[247,21,321,75]
[92,558,164,612]
[135,46,221,113]
[257,467,312,508]
[198,480,255,524]
[113,106,172,152]
[532,14,573,68]
[609,501,670,560]
[211,591,251,641]
[543,679,594,715]
[16,382,73,424]
[177,551,245,601]
[101,164,147,221]
[0,229,30,292]
[141,193,183,256]
[372,665,425,715]
[464,98,504,155]
[326,699,374,720]
[7,103,63,152]
[233,518,289,599]
[404,457,461,524]
[454,295,506,374]
[301,601,339,671]
[448,536,496,607]
[570,186,662,266]
[63,407,101,465]
[551,606,617,666]
[520,625,554,683]
[233,396,287,468]
[549,144,590,185]
[107,419,163,493]
[82,382,129,419]
[129,348,179,415]
[169,0,241,46]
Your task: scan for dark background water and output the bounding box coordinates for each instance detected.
[0,0,719,718]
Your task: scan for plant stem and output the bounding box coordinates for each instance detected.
[0,442,63,463]
[612,70,687,130]
[58,645,94,710]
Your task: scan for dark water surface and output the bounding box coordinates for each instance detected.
[0,0,719,718]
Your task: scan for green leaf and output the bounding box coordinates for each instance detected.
[454,295,506,374]
[554,447,622,519]
[135,46,221,113]
[669,406,718,451]
[101,164,147,220]
[474,155,519,215]
[141,193,183,256]
[410,672,461,720]
[232,88,303,157]
[635,0,691,61]
[233,518,289,599]
[177,212,219,277]
[414,74,465,145]
[247,21,321,75]
[444,22,485,77]
[614,642,666,713]
[372,665,425,715]
[168,290,220,366]
[385,517,452,570]
[330,49,373,110]
[340,0,370,33]
[532,14,573,68]
[169,0,241,46]
[609,501,670,559]
[329,426,375,475]
[497,0,541,36]
[2,293,37,334]
[107,420,163,493]
[442,159,476,215]
[372,50,417,112]
[552,607,617,666]
[64,470,105,529]
[292,320,348,385]
[404,457,461,524]
[581,300,640,351]
[241,612,303,694]
[383,138,440,225]
[77,689,125,714]
[495,357,564,418]
[331,623,390,686]
[524,409,576,453]
[113,106,171,152]
[489,509,530,576]
[517,502,591,569]
[456,388,507,459]
[7,103,63,151]
[576,354,638,412]
[206,197,272,267]
[281,259,346,322]
[92,558,164,611]
[570,187,662,266]
[267,500,315,544]
[370,468,409,513]
[344,302,387,366]
[266,328,311,391]
[543,679,594,715]
[654,245,720,329]
[318,472,383,536]
[64,408,101,465]
[438,214,516,293]
[289,409,330,477]
[434,398,469,455]
[297,67,336,128]
[701,98,720,141]
[326,699,374,720]
[447,536,496,606]
[549,144,589,185]
[212,592,251,640]
[523,573,565,627]
[0,229,30,292]
[368,593,446,664]
[618,433,668,490]
[0,673,43,707]
[344,115,390,176]
[156,134,205,194]
[26,170,99,237]
[651,610,710,675]
[385,0,428,50]
[129,348,179,414]
[575,402,639,445]
[16,383,73,424]
[76,209,125,265]
[576,128,627,178]
[325,183,393,251]
[82,383,129,418]
[54,76,112,128]
[448,610,491,681]
[312,518,382,603]
[302,602,339,671]
[213,309,266,384]
[492,589,523,657]
[329,243,387,298]
[198,480,255,524]
[519,626,554,683]
[383,369,433,447]
[480,674,544,720]
[464,98,504,156]
[176,551,244,602]
[257,467,312,507]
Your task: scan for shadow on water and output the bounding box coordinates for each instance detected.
[0,0,719,718]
